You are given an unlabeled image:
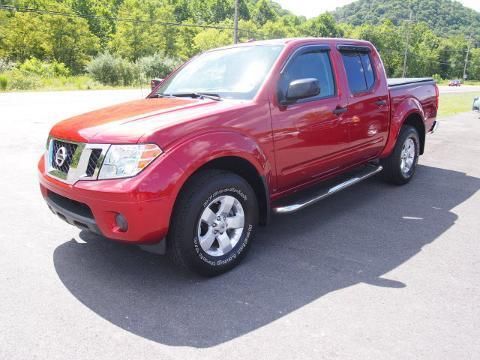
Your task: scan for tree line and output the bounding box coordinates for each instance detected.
[0,0,479,88]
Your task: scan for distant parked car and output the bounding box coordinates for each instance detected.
[448,79,461,87]
[473,96,480,111]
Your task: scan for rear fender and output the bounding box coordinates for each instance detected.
[381,97,425,158]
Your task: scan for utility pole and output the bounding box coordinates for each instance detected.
[402,11,413,78]
[233,0,239,44]
[463,33,473,82]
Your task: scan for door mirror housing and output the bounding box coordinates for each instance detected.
[150,78,164,91]
[283,78,320,104]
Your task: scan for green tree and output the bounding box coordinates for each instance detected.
[253,0,276,26]
[110,0,179,60]
[193,28,231,51]
[71,0,122,47]
[300,14,344,38]
[1,3,99,73]
[468,48,480,81]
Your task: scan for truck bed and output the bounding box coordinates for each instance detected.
[387,78,435,87]
[387,77,438,136]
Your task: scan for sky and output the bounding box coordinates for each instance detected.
[275,0,480,18]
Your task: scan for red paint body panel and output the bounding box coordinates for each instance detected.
[38,38,438,244]
[381,83,438,157]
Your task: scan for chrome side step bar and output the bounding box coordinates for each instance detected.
[273,164,383,214]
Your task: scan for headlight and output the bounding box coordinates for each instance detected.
[98,144,162,180]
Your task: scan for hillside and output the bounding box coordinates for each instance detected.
[333,0,480,38]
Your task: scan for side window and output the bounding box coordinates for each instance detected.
[281,51,335,99]
[341,51,376,94]
[360,53,375,89]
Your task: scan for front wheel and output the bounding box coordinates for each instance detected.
[168,170,258,276]
[382,125,420,185]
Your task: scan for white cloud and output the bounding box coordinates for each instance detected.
[274,0,480,18]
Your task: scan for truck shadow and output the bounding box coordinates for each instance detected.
[53,165,480,348]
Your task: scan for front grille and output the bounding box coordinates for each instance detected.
[47,139,109,183]
[86,149,103,177]
[51,140,78,174]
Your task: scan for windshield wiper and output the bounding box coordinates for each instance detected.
[157,92,222,101]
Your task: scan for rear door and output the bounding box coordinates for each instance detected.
[338,46,389,164]
[270,45,351,191]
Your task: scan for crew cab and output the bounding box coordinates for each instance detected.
[38,38,439,276]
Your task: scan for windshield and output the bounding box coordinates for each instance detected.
[155,45,284,100]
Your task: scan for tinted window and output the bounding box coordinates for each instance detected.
[341,52,367,93]
[282,51,335,98]
[360,53,375,89]
[341,51,375,93]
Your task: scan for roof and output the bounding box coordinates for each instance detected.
[212,37,372,51]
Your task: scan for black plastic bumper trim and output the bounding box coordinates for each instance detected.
[45,196,102,235]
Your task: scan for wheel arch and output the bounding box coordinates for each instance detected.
[175,155,271,226]
[403,112,426,154]
[382,97,427,157]
[166,131,274,229]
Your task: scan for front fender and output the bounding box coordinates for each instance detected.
[166,130,273,208]
[381,97,425,158]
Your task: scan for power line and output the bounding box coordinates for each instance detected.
[0,4,260,37]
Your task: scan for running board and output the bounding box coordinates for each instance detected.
[273,164,383,214]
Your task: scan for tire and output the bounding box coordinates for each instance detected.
[168,170,258,276]
[381,125,420,185]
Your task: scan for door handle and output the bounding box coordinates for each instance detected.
[333,106,348,116]
[375,99,387,107]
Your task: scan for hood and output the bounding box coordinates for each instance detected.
[49,97,232,144]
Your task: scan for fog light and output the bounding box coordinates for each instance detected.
[115,213,128,232]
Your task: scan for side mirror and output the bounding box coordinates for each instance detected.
[151,78,164,91]
[284,78,320,103]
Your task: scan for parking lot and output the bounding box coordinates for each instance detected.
[0,90,479,359]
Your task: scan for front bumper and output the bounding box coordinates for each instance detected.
[38,154,182,244]
[45,190,101,235]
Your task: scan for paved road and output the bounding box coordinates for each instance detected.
[438,85,480,94]
[1,90,479,359]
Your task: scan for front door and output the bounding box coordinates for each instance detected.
[271,46,351,191]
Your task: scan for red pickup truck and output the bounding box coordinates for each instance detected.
[38,38,439,276]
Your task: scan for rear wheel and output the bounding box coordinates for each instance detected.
[382,125,420,185]
[168,170,258,276]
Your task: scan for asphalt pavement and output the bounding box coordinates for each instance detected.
[0,89,479,359]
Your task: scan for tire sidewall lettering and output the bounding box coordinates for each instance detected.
[195,187,253,267]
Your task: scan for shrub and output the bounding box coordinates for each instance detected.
[5,69,41,90]
[18,58,70,77]
[0,59,15,73]
[432,74,443,83]
[136,53,180,80]
[0,75,7,91]
[87,53,139,86]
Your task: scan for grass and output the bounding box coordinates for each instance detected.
[438,93,476,117]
